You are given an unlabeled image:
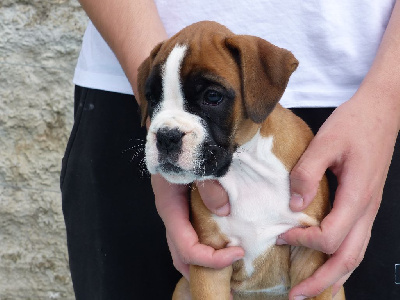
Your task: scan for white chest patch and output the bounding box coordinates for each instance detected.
[214,131,317,276]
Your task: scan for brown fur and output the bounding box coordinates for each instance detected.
[260,105,331,222]
[182,106,337,299]
[137,21,345,300]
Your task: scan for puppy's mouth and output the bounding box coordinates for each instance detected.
[154,160,198,185]
[154,142,233,182]
[159,162,183,174]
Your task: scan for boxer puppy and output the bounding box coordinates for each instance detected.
[137,21,345,300]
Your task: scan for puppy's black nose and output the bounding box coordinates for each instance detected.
[156,128,185,154]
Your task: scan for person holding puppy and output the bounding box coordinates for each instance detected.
[61,1,400,299]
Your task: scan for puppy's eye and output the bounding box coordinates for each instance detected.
[203,90,223,106]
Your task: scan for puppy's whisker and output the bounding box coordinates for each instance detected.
[130,149,145,163]
[207,144,226,151]
[128,138,146,143]
[138,158,150,177]
[122,144,145,154]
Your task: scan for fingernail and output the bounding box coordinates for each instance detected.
[276,235,287,245]
[290,193,304,210]
[293,296,307,300]
[215,203,230,216]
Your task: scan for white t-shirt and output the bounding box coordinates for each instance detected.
[73,0,395,108]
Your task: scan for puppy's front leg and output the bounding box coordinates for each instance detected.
[289,246,331,300]
[290,246,347,300]
[190,264,233,300]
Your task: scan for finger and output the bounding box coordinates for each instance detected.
[196,180,230,216]
[169,232,244,280]
[331,223,371,296]
[152,175,244,270]
[289,213,372,299]
[289,134,337,212]
[280,173,372,253]
[167,233,190,279]
[152,174,190,222]
[179,241,244,270]
[164,198,243,269]
[278,210,351,254]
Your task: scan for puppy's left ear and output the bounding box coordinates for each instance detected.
[137,42,164,127]
[225,35,298,123]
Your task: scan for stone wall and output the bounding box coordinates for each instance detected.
[0,1,87,298]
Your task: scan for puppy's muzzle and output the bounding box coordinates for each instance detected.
[156,127,185,156]
[156,127,187,174]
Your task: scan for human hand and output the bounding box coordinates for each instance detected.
[151,174,242,279]
[278,96,399,299]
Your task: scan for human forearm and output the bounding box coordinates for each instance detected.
[353,0,400,132]
[283,2,400,299]
[78,0,167,98]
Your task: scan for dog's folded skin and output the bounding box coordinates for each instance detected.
[138,21,346,300]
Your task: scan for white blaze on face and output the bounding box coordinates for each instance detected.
[161,45,187,111]
[145,44,208,184]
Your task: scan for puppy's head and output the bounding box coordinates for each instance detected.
[137,21,298,184]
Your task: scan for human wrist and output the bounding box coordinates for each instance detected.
[351,81,400,133]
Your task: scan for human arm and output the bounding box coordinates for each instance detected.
[152,175,242,278]
[77,0,242,279]
[279,1,400,298]
[78,0,167,97]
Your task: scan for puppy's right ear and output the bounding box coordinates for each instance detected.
[225,35,298,123]
[137,42,164,127]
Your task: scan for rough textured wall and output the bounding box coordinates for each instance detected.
[0,1,87,298]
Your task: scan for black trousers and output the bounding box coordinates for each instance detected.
[61,86,400,299]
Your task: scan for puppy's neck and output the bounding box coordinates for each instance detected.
[234,119,261,146]
[260,104,314,171]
